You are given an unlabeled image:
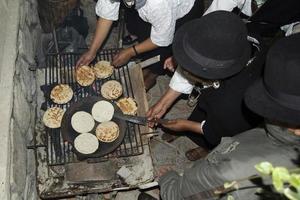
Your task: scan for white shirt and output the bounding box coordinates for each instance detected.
[169,0,298,94]
[95,0,195,47]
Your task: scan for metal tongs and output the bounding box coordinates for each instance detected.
[114,112,169,126]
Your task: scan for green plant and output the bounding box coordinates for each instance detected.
[255,162,300,200]
[213,162,300,200]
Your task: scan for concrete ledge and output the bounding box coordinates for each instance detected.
[0,0,20,199]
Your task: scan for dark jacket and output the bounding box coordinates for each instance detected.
[159,123,300,200]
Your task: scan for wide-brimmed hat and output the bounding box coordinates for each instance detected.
[245,33,300,126]
[172,11,251,80]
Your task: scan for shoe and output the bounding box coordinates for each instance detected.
[185,147,210,161]
[138,192,158,200]
[161,133,178,143]
[122,35,138,46]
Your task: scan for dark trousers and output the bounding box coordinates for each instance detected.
[124,0,204,75]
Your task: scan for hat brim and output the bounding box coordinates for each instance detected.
[173,21,251,80]
[245,80,300,126]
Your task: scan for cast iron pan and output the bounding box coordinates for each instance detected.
[61,96,126,159]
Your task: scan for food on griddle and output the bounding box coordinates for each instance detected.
[76,65,95,86]
[116,97,138,115]
[91,100,115,122]
[96,121,120,143]
[93,61,114,79]
[74,133,99,154]
[50,84,73,104]
[43,107,65,128]
[101,80,123,100]
[71,111,95,133]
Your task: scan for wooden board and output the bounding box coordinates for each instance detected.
[128,64,151,136]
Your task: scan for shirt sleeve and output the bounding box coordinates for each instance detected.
[159,159,226,200]
[95,0,120,21]
[169,70,194,94]
[204,0,252,16]
[146,1,175,46]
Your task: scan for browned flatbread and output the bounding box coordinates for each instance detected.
[101,80,123,100]
[76,65,95,86]
[50,84,73,104]
[43,107,65,128]
[116,97,138,115]
[93,61,114,79]
[96,121,119,143]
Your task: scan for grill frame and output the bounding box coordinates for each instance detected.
[41,49,144,166]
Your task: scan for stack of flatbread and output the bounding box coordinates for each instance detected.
[71,111,95,133]
[92,100,114,122]
[96,121,120,143]
[116,97,138,115]
[101,80,123,100]
[43,107,65,128]
[76,65,95,86]
[93,61,114,79]
[50,84,73,104]
[74,133,99,154]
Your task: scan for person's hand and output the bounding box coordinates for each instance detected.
[163,56,177,72]
[147,101,168,128]
[112,48,135,67]
[76,50,96,68]
[162,119,190,132]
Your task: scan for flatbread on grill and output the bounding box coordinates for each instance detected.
[92,100,114,122]
[74,133,99,154]
[101,80,123,100]
[93,61,114,79]
[76,65,95,86]
[50,84,73,104]
[71,111,95,133]
[43,107,65,128]
[96,121,120,143]
[116,97,138,115]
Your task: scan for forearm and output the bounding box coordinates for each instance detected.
[89,18,113,53]
[159,87,181,110]
[185,120,203,134]
[133,38,158,55]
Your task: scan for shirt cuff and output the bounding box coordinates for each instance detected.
[169,70,194,94]
[200,120,206,132]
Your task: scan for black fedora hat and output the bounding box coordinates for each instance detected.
[173,11,251,80]
[245,33,300,126]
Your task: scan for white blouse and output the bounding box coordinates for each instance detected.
[95,0,196,47]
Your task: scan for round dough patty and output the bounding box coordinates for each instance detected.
[43,107,65,128]
[96,121,120,143]
[74,133,99,154]
[92,100,114,122]
[71,111,95,133]
[76,65,95,86]
[116,97,138,115]
[93,61,114,79]
[101,80,123,100]
[50,84,73,104]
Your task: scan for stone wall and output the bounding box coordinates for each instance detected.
[0,0,40,199]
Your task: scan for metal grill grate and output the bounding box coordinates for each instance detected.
[41,49,144,166]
